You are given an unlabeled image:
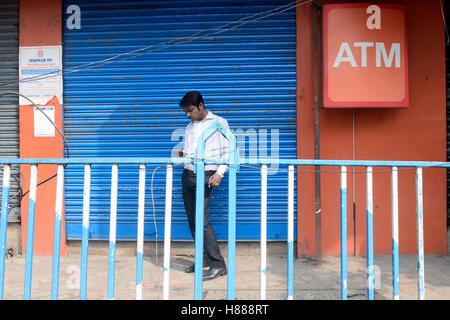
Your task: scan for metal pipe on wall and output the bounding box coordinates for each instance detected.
[312,0,322,265]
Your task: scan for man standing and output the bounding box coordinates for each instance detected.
[179,90,229,281]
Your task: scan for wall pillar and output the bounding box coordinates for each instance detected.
[19,0,67,256]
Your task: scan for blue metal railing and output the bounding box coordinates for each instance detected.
[0,157,446,300]
[0,121,448,299]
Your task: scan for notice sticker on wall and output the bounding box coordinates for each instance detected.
[19,46,63,106]
[34,106,55,137]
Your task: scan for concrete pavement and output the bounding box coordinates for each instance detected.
[2,240,450,300]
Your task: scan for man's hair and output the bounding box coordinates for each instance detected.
[179,90,204,109]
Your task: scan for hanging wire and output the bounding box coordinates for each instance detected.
[0,0,312,88]
[440,0,449,45]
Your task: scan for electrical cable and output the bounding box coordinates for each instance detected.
[440,0,449,45]
[0,92,70,214]
[0,0,312,88]
[149,165,166,299]
[150,166,163,258]
[0,92,69,159]
[6,167,24,217]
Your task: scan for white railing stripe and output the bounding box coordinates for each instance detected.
[391,167,400,300]
[107,164,118,300]
[416,167,425,300]
[163,164,173,300]
[260,164,267,300]
[136,164,146,300]
[80,164,91,300]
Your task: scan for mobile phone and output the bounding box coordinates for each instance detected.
[173,150,185,157]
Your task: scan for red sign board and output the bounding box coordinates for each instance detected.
[323,4,409,108]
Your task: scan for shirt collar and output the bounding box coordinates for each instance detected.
[192,110,214,123]
[205,111,214,120]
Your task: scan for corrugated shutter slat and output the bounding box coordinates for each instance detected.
[0,0,20,222]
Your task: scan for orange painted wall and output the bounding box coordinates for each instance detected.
[19,0,62,47]
[19,0,66,255]
[297,0,447,256]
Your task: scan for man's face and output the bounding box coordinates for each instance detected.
[183,103,205,121]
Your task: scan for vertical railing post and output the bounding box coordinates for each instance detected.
[227,148,237,301]
[194,120,237,300]
[194,159,205,300]
[51,164,64,299]
[80,164,91,300]
[287,165,294,300]
[0,164,11,300]
[416,167,425,300]
[108,164,118,300]
[260,164,267,300]
[391,166,400,300]
[366,167,374,300]
[340,166,348,300]
[24,164,38,300]
[136,164,146,300]
[163,164,173,300]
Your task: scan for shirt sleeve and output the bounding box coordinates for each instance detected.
[182,127,190,157]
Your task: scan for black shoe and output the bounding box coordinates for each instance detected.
[202,266,227,281]
[184,262,210,273]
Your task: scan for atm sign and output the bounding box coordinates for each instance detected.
[323,4,408,108]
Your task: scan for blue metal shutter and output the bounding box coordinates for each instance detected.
[63,0,297,241]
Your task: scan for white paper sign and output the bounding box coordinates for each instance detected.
[34,106,55,137]
[19,46,63,106]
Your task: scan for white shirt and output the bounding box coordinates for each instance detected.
[182,111,230,176]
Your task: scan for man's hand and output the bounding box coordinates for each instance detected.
[208,173,222,187]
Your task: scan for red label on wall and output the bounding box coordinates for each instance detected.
[323,4,409,108]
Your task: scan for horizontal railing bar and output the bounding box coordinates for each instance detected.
[245,159,450,167]
[0,157,449,168]
[0,158,191,165]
